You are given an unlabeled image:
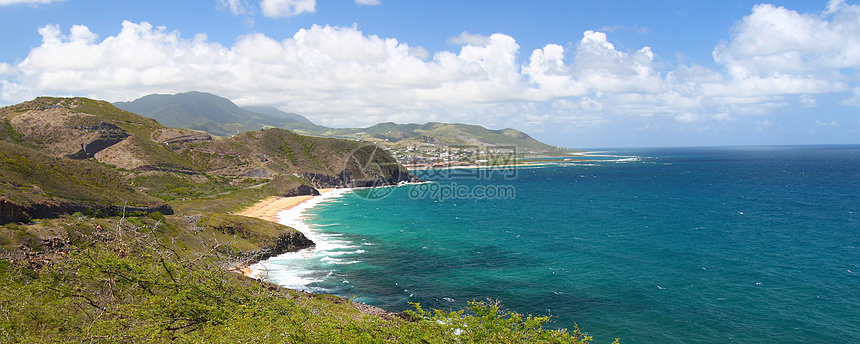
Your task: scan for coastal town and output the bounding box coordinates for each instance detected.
[389,143,518,169]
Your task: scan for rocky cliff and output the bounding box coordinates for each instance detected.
[0,198,174,225]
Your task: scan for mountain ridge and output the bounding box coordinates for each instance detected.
[242,105,314,124]
[114,91,569,153]
[114,91,323,137]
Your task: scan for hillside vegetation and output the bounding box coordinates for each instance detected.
[0,96,609,343]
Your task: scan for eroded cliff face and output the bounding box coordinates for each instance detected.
[238,231,315,267]
[283,184,321,197]
[297,169,421,189]
[0,198,173,225]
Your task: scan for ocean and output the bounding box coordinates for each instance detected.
[255,145,860,343]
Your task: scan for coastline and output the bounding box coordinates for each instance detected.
[232,186,408,320]
[234,188,335,222]
[249,187,354,288]
[232,188,337,276]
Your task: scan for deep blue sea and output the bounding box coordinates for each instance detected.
[257,145,860,343]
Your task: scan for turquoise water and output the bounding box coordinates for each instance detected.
[259,145,860,343]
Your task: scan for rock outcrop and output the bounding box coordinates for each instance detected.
[239,231,315,266]
[65,123,131,159]
[0,198,174,225]
[283,184,320,197]
[297,169,421,189]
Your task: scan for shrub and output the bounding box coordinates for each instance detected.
[147,211,166,222]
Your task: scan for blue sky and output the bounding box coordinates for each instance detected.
[1,0,859,148]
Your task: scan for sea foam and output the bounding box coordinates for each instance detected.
[249,188,356,291]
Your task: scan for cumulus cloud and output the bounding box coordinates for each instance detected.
[260,0,315,18]
[711,0,860,97]
[2,22,540,126]
[573,31,662,94]
[1,1,859,134]
[0,0,64,5]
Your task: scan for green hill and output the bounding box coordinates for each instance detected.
[242,105,314,124]
[1,96,416,223]
[114,91,324,137]
[115,91,569,153]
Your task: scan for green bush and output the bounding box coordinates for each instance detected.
[0,219,613,343]
[147,211,166,222]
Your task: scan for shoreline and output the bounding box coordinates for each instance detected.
[404,162,547,170]
[234,188,336,222]
[232,187,405,319]
[232,188,337,276]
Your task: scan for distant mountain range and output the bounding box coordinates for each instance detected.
[113,91,321,136]
[114,91,567,153]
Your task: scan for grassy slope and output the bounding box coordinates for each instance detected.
[0,141,160,207]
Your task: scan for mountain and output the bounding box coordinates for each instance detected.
[114,91,324,137]
[1,96,416,224]
[115,91,569,153]
[242,105,314,124]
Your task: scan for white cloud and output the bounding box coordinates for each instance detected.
[755,119,774,133]
[675,113,701,123]
[522,44,584,99]
[573,31,662,94]
[815,120,840,127]
[218,0,250,15]
[260,0,315,18]
[712,1,860,97]
[2,0,860,135]
[355,0,380,5]
[799,94,817,107]
[842,87,860,106]
[0,0,64,5]
[447,32,491,46]
[2,22,537,126]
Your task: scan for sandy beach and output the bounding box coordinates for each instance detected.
[235,188,336,222]
[231,188,336,276]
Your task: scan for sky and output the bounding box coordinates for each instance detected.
[1,0,859,148]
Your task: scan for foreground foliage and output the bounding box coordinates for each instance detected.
[0,217,610,343]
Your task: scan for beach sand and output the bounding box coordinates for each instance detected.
[231,188,336,275]
[230,187,399,319]
[235,188,336,222]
